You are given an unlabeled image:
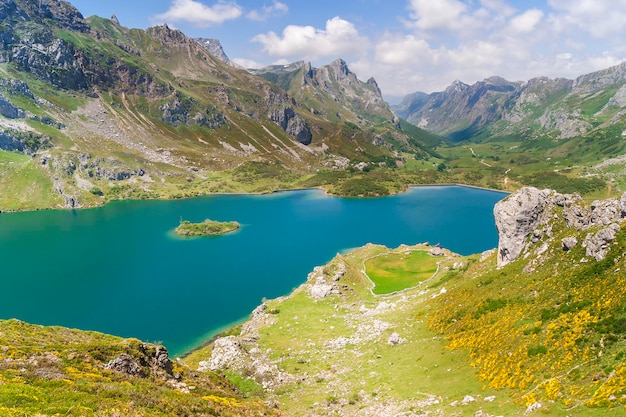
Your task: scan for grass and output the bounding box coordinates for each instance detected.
[365,249,440,294]
[0,151,61,211]
[186,246,527,416]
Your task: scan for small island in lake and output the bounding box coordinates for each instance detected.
[175,219,240,237]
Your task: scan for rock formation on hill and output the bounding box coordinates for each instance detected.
[494,187,626,267]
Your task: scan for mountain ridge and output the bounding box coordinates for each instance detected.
[394,61,626,142]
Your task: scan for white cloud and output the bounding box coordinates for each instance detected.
[407,0,468,31]
[375,35,435,66]
[247,1,288,21]
[361,0,626,96]
[153,0,242,27]
[548,0,626,37]
[232,57,263,69]
[252,17,368,60]
[508,9,544,33]
[240,0,626,98]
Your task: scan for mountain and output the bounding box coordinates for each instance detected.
[0,0,439,211]
[395,63,626,142]
[252,59,444,153]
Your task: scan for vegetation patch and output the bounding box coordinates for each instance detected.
[365,250,439,294]
[175,219,240,237]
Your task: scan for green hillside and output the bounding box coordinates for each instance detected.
[0,319,277,417]
[186,189,626,416]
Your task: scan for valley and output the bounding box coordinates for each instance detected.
[1,0,626,416]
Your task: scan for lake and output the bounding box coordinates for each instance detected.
[0,186,506,357]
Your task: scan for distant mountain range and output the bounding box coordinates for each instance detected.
[394,63,626,142]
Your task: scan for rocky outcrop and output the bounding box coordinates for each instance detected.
[0,131,26,153]
[105,354,142,376]
[494,187,552,267]
[0,93,24,118]
[494,187,626,267]
[0,129,51,155]
[199,301,293,390]
[105,344,173,379]
[583,224,621,261]
[269,106,312,145]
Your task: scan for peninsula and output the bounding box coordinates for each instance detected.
[175,219,240,237]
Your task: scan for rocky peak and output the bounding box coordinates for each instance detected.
[366,77,382,97]
[195,37,236,67]
[328,58,355,83]
[484,76,513,86]
[147,24,189,45]
[446,80,469,94]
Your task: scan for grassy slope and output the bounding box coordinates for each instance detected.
[0,150,61,211]
[0,319,277,417]
[187,214,626,416]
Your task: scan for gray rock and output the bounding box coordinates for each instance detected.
[105,354,142,376]
[462,395,476,405]
[494,187,551,267]
[201,336,291,390]
[583,224,620,261]
[387,332,405,345]
[0,131,25,153]
[195,38,240,68]
[429,246,444,256]
[561,237,578,251]
[0,93,24,119]
[590,199,623,226]
[269,106,313,145]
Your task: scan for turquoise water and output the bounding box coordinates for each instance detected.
[0,186,506,356]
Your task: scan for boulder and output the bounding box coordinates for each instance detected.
[387,332,405,345]
[105,354,142,376]
[561,237,578,251]
[590,199,623,226]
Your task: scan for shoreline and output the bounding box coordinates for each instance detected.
[0,182,510,215]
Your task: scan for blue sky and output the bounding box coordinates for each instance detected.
[68,0,626,100]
